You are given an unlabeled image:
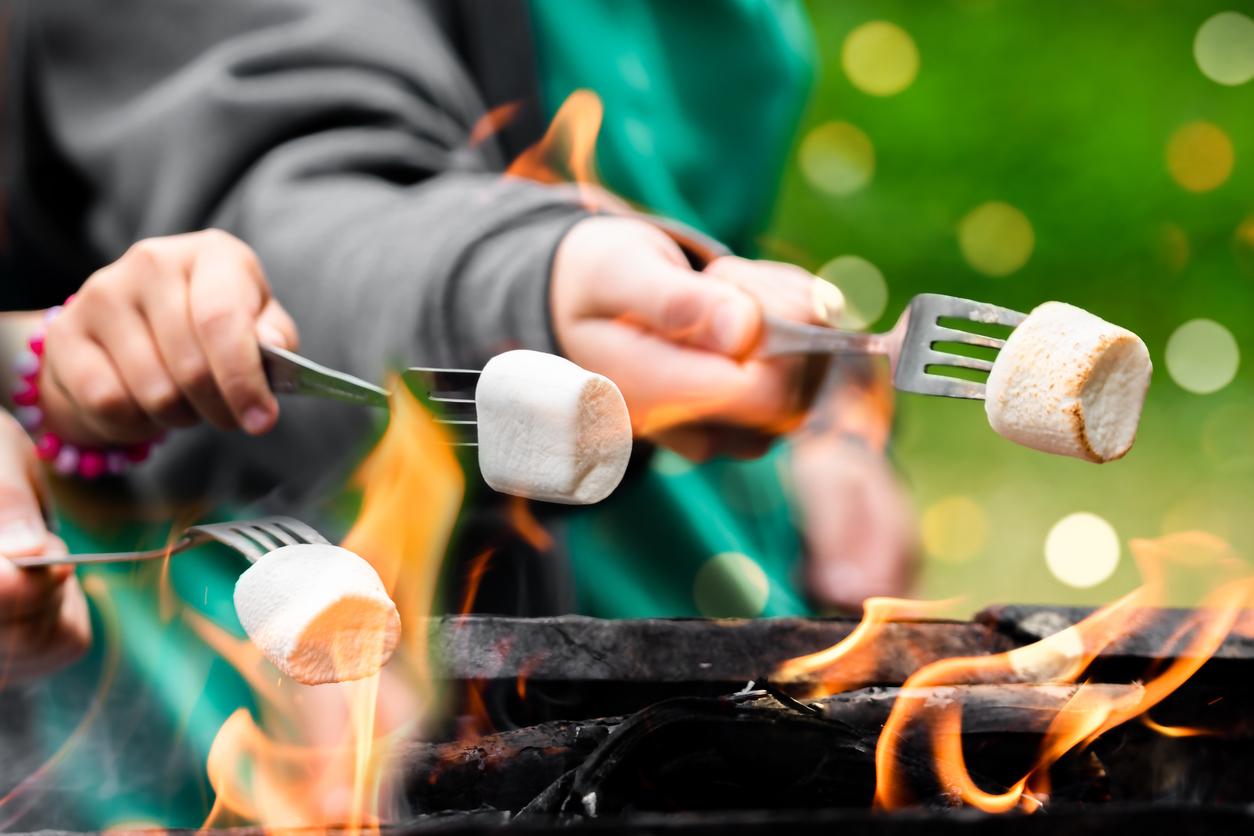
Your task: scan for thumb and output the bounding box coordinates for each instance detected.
[0,477,47,559]
[0,420,48,558]
[254,298,300,352]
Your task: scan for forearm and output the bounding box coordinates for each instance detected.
[215,167,589,375]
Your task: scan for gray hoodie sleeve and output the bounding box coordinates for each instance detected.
[18,0,588,375]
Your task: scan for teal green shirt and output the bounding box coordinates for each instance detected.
[530,0,817,618]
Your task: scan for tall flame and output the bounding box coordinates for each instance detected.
[202,383,463,832]
[507,89,605,205]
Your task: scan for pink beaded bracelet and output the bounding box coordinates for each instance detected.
[11,301,155,479]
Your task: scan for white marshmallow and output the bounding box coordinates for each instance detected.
[985,302,1151,463]
[476,350,632,505]
[233,544,401,685]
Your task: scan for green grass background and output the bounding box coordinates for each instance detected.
[767,0,1254,612]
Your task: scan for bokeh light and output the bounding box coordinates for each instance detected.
[692,552,770,617]
[799,121,875,196]
[816,255,888,329]
[1166,319,1240,394]
[957,201,1035,277]
[842,21,919,96]
[1044,512,1121,589]
[921,495,988,564]
[1166,121,1234,192]
[1194,11,1254,86]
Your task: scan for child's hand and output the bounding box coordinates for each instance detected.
[0,412,90,680]
[40,230,299,445]
[551,216,840,460]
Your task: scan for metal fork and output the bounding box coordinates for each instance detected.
[759,293,1027,400]
[262,346,480,445]
[9,516,329,568]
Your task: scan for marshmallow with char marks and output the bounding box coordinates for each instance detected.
[985,301,1151,463]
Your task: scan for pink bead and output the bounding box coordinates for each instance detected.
[125,441,152,463]
[54,446,79,476]
[14,406,42,432]
[28,335,44,357]
[12,381,38,407]
[78,450,107,480]
[13,350,39,378]
[35,433,62,461]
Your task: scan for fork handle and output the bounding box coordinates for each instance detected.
[8,537,197,568]
[759,315,883,358]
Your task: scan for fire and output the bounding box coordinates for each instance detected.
[202,383,464,832]
[507,89,608,209]
[774,597,955,698]
[861,531,1253,813]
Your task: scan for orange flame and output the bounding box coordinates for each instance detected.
[507,89,604,205]
[866,531,1252,813]
[774,597,956,698]
[202,383,464,832]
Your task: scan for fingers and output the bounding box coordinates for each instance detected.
[563,318,809,437]
[137,265,236,430]
[83,280,199,431]
[0,420,47,559]
[554,217,763,359]
[185,232,281,435]
[37,229,290,444]
[42,313,160,444]
[703,256,840,327]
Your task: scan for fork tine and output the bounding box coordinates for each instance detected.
[187,523,270,561]
[925,351,995,374]
[897,374,987,400]
[251,522,299,547]
[235,525,284,552]
[929,325,1007,351]
[265,517,330,545]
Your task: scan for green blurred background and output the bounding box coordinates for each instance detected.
[766,0,1254,613]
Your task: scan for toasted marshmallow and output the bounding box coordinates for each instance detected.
[234,544,400,685]
[985,302,1151,463]
[476,350,632,505]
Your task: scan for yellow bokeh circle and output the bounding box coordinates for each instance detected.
[921,495,988,564]
[1044,512,1121,589]
[1165,319,1240,394]
[1194,11,1254,86]
[799,121,875,196]
[842,21,920,97]
[957,201,1035,277]
[817,255,888,330]
[1166,121,1235,192]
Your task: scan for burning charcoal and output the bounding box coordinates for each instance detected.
[476,350,632,505]
[984,302,1151,463]
[233,543,400,684]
